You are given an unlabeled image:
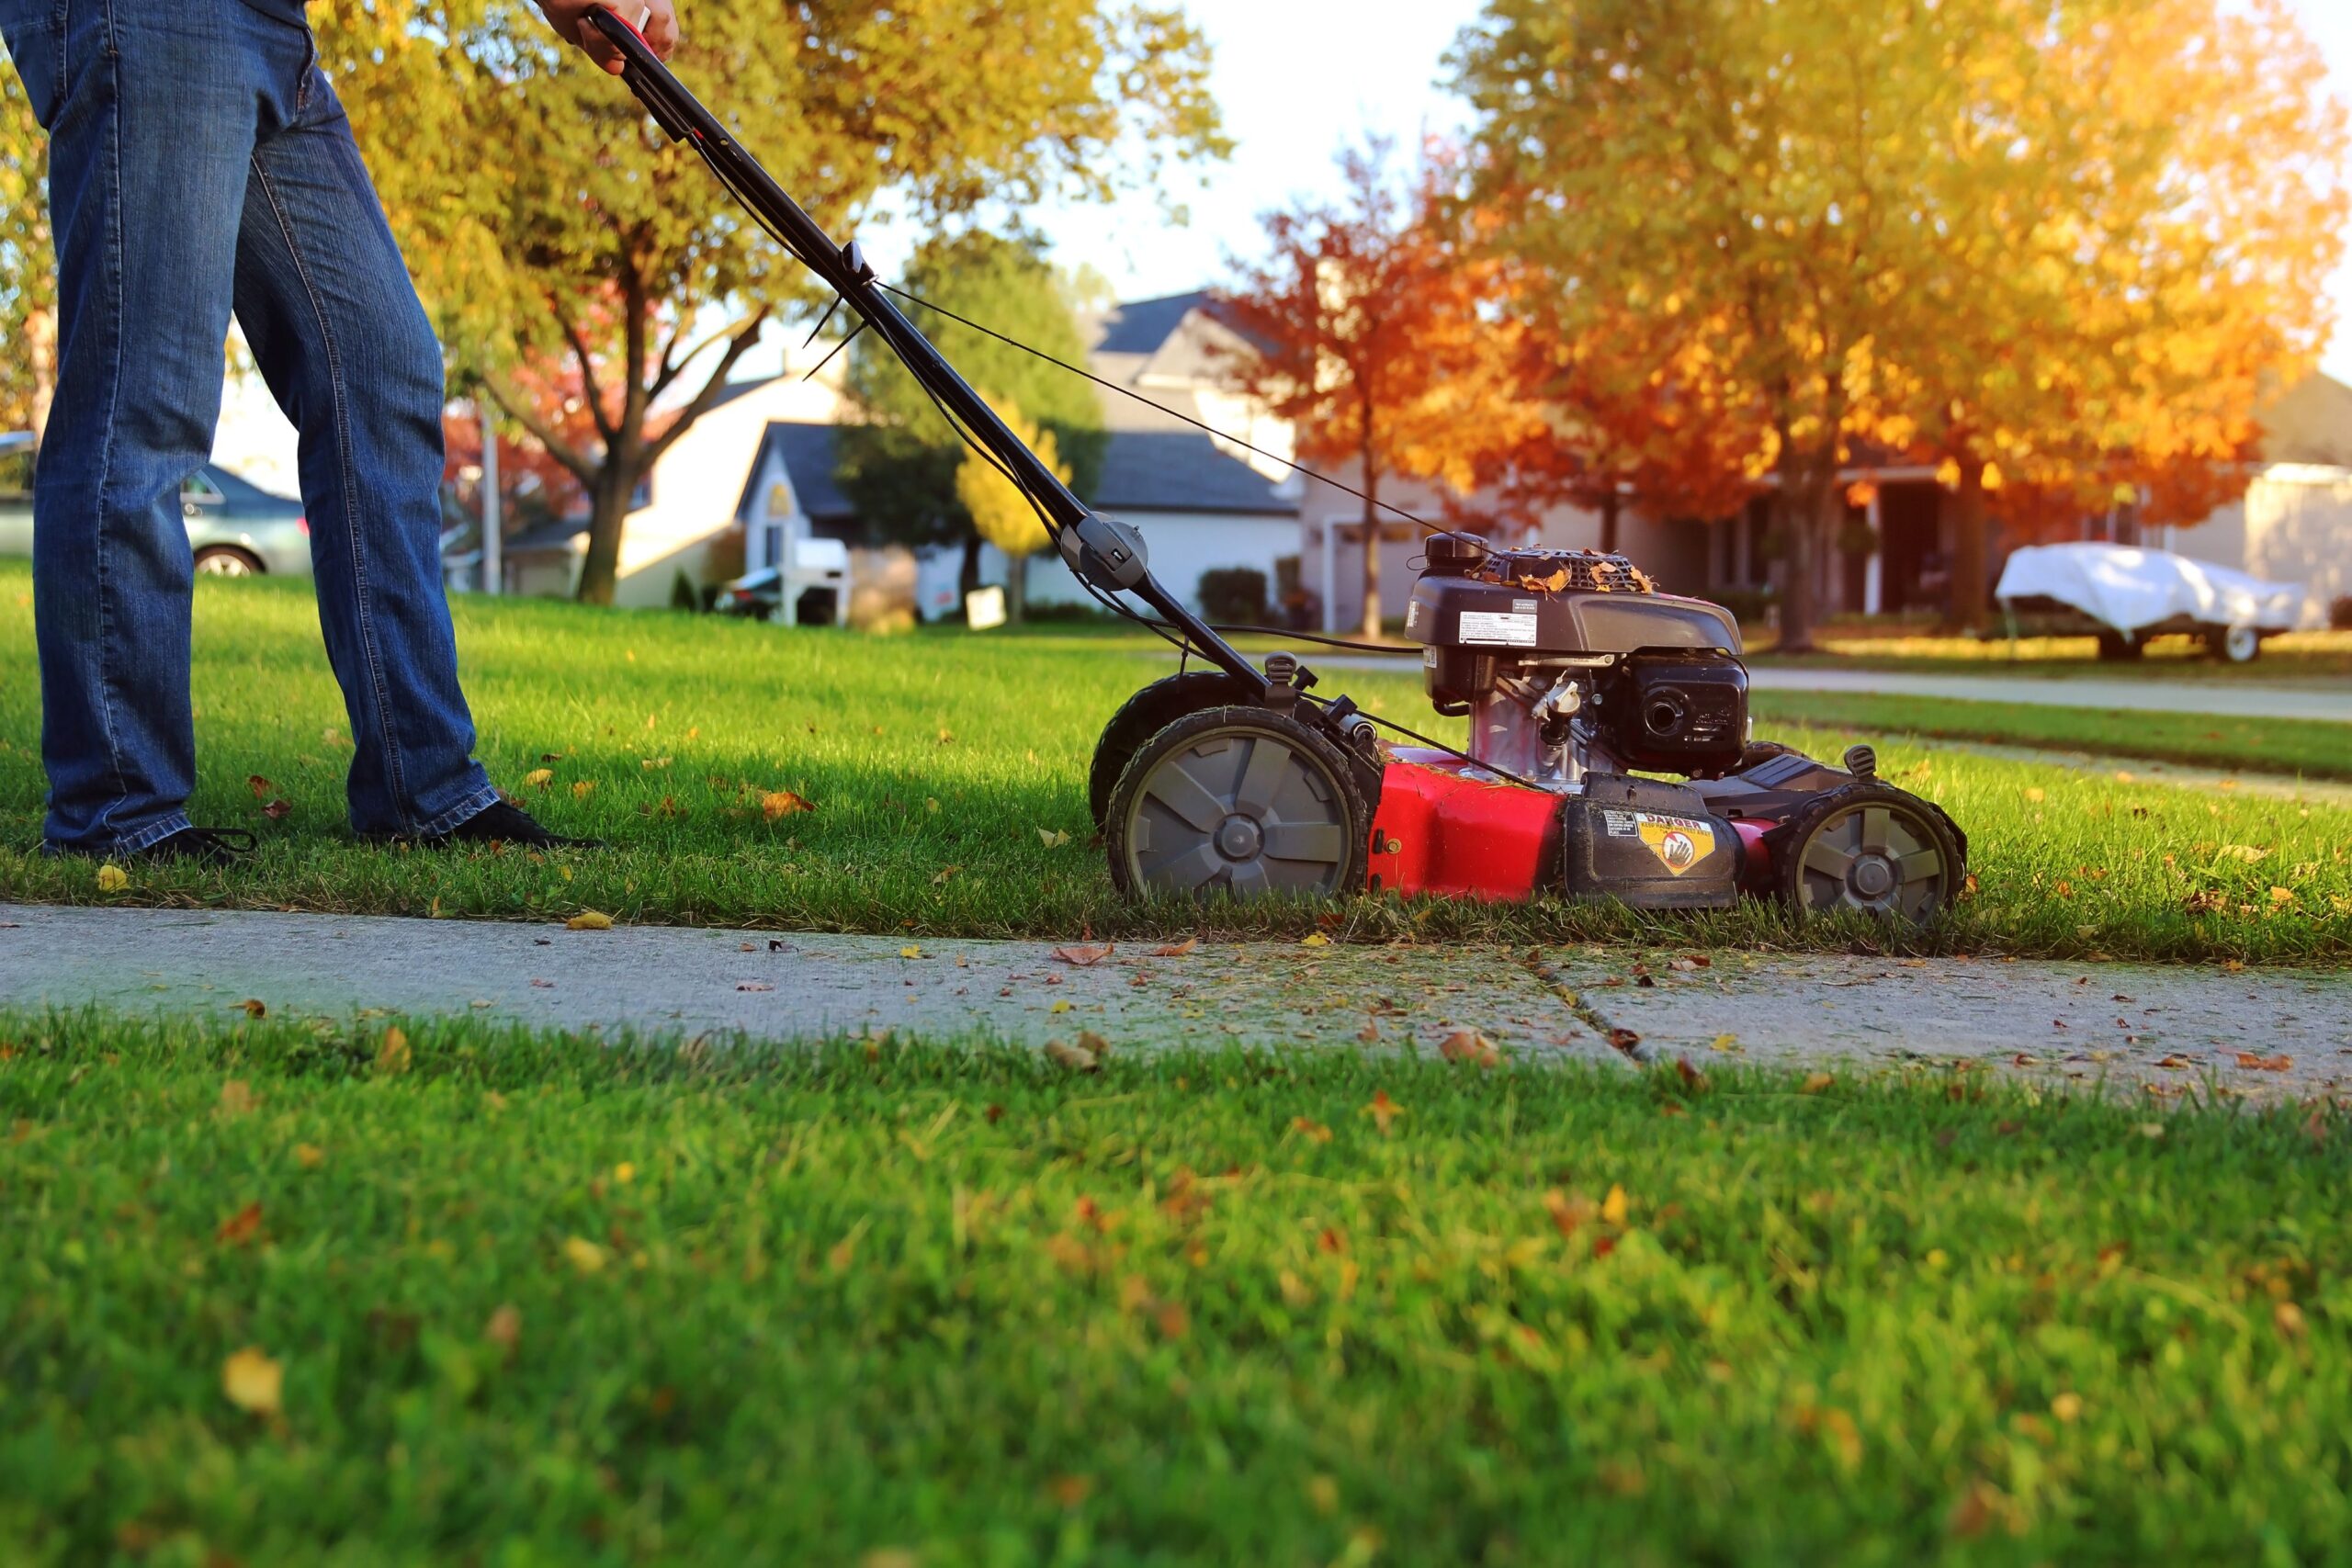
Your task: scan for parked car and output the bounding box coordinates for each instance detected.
[0,435,311,578]
[1995,542,2304,664]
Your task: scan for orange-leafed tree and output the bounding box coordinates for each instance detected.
[1217,140,1543,637]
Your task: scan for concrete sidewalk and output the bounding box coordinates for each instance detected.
[5,903,2347,1101]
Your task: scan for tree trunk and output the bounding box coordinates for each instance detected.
[1359,464,1383,642]
[1599,491,1621,556]
[1775,456,1831,654]
[1006,551,1027,624]
[26,305,56,452]
[958,531,983,600]
[1945,457,1988,635]
[576,470,634,605]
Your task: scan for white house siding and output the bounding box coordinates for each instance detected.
[1023,511,1302,615]
[603,376,843,608]
[2169,464,2352,627]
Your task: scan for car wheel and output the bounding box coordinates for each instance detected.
[2205,625,2260,664]
[194,546,263,578]
[2094,630,2143,661]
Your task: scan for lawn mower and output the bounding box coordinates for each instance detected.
[589,6,1968,925]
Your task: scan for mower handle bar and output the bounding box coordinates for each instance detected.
[582,6,1270,696]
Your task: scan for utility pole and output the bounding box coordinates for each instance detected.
[480,402,502,595]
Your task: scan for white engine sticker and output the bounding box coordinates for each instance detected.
[1458,610,1538,647]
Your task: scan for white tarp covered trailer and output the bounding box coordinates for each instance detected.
[1995,542,2307,663]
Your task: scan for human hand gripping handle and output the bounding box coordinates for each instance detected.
[539,0,677,75]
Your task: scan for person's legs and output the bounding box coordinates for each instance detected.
[232,62,499,837]
[3,0,263,854]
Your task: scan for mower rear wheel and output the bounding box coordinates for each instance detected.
[1087,671,1254,829]
[1773,782,1963,925]
[1106,705,1367,901]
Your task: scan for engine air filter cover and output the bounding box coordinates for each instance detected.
[1598,649,1749,773]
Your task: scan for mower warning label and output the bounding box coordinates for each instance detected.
[1457,610,1538,647]
[1635,813,1717,876]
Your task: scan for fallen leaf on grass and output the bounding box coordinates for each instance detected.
[523,768,553,788]
[1036,827,1070,848]
[1052,942,1114,966]
[376,1027,412,1076]
[1150,939,1199,958]
[485,1303,521,1351]
[1292,1116,1333,1144]
[95,863,129,893]
[2215,844,2267,863]
[1045,1040,1100,1073]
[260,797,290,820]
[563,1236,608,1274]
[1674,1057,1708,1091]
[567,910,614,931]
[2234,1052,2292,1072]
[221,1348,283,1416]
[931,864,962,886]
[218,1080,255,1117]
[1362,1090,1404,1134]
[761,790,815,820]
[215,1201,265,1247]
[1600,1184,1628,1225]
[1440,1030,1500,1068]
[2276,1301,2307,1337]
[1802,1072,1835,1094]
[238,998,268,1019]
[294,1143,325,1169]
[1298,932,1330,948]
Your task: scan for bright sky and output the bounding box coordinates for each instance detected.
[993,0,2352,381]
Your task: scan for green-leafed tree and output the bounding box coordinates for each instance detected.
[319,0,1219,604]
[836,230,1106,594]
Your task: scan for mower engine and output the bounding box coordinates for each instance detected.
[1369,531,1965,919]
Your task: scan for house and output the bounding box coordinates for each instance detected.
[2158,371,2352,626]
[500,369,845,605]
[731,290,1305,623]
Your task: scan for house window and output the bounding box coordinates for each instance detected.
[763,524,784,568]
[629,474,651,510]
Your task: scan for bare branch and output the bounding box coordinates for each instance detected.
[481,369,599,487]
[548,298,618,447]
[640,310,772,469]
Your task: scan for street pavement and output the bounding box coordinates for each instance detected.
[5,903,2346,1103]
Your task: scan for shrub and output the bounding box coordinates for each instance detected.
[1197,567,1270,626]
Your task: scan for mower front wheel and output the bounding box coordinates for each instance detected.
[1087,671,1254,829]
[1105,705,1368,901]
[1772,781,1964,926]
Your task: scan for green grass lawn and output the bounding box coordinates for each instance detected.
[1749,689,2352,783]
[5,1009,2349,1565]
[1,562,2346,963]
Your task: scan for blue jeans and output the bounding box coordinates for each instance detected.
[3,0,498,852]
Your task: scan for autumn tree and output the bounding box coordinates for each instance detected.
[836,230,1106,594]
[954,398,1069,623]
[1455,0,2346,644]
[0,71,51,443]
[318,0,1222,604]
[1218,140,1542,638]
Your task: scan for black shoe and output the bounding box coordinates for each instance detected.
[395,800,602,851]
[100,827,256,866]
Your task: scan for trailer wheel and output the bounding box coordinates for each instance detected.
[1773,782,1964,926]
[1087,671,1253,829]
[1106,706,1367,901]
[2204,625,2261,664]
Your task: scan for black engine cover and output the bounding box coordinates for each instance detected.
[1559,774,1740,910]
[1596,649,1749,774]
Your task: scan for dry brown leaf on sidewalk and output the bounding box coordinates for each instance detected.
[1606,1027,1641,1052]
[2234,1052,2293,1071]
[566,910,614,931]
[1150,939,1199,958]
[1052,942,1114,966]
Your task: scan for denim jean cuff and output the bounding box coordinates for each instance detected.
[413,783,504,840]
[43,810,196,860]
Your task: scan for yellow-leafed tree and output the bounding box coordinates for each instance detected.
[955,398,1068,624]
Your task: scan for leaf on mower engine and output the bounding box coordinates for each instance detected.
[761,789,815,820]
[1051,942,1114,966]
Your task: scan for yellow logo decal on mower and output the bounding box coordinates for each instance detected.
[1636,814,1715,876]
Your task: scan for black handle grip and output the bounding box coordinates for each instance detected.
[584,6,692,141]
